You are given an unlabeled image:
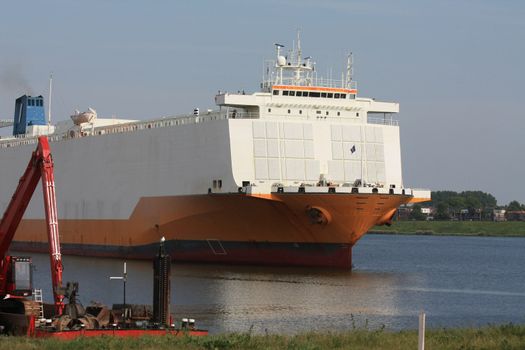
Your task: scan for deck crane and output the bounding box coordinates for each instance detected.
[0,136,65,316]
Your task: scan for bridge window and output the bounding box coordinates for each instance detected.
[273,90,279,95]
[321,92,327,98]
[334,93,340,98]
[327,93,333,98]
[283,91,289,96]
[341,94,346,99]
[289,91,295,96]
[309,92,320,98]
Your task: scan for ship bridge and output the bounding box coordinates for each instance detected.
[215,34,398,122]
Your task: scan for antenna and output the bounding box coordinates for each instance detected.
[48,72,53,125]
[346,53,353,89]
[296,29,302,65]
[274,43,285,85]
[110,261,128,319]
[274,43,284,57]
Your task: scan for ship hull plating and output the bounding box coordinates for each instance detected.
[11,193,410,268]
[12,240,354,268]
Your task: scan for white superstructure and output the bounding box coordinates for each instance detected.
[0,38,412,216]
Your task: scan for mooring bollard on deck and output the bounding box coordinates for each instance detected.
[418,311,426,350]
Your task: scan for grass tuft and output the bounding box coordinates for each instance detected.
[1,324,525,350]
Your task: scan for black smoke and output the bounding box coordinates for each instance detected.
[0,62,33,96]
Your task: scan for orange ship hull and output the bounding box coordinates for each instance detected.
[12,192,412,268]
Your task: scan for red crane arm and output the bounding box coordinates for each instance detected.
[0,136,64,315]
[38,137,64,315]
[0,143,42,258]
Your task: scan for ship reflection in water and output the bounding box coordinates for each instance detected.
[20,234,525,334]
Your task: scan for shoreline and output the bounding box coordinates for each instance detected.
[369,231,525,237]
[370,221,525,237]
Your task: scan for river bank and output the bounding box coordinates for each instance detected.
[371,221,525,237]
[1,324,524,350]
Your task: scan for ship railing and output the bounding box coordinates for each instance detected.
[0,132,37,148]
[312,77,357,90]
[367,116,399,126]
[72,111,258,136]
[0,120,13,128]
[262,77,357,90]
[0,110,260,148]
[263,185,412,196]
[117,111,258,131]
[0,133,65,148]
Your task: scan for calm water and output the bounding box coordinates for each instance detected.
[16,234,525,334]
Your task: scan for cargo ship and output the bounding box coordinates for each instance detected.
[0,37,430,268]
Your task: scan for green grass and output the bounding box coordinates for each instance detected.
[1,324,525,349]
[371,221,525,237]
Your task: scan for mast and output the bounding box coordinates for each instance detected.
[48,72,53,125]
[294,29,302,85]
[274,43,285,85]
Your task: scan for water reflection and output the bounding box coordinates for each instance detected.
[170,265,413,333]
[11,234,525,333]
[23,254,409,333]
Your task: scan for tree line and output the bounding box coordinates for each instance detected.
[409,191,524,221]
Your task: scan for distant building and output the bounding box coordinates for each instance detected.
[506,210,525,221]
[395,205,411,220]
[493,209,506,222]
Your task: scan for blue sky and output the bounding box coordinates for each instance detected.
[1,0,524,205]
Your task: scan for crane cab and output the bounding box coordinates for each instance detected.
[0,256,33,298]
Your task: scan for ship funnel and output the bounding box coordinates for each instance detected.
[13,95,46,136]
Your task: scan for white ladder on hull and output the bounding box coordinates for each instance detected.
[32,288,45,326]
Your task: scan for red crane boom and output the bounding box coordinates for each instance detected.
[0,136,64,315]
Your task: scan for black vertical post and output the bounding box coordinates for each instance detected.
[123,261,127,319]
[153,237,171,326]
